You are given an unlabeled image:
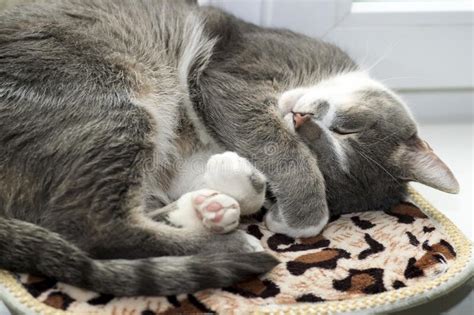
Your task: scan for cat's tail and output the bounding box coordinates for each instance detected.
[0,217,278,296]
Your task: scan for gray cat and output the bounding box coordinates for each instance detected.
[0,0,458,297]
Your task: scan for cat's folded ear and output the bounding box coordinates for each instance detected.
[397,135,459,194]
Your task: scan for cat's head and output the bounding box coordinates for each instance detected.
[278,71,459,214]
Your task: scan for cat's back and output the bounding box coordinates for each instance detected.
[0,0,200,102]
[0,0,210,153]
[0,0,214,218]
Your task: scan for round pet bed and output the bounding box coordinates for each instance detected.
[0,188,472,314]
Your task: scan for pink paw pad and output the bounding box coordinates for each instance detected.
[206,202,223,212]
[194,195,206,205]
[191,190,241,233]
[194,192,217,205]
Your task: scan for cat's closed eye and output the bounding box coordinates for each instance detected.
[331,108,375,136]
[330,120,367,136]
[330,127,361,135]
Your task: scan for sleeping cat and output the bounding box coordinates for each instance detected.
[0,0,458,297]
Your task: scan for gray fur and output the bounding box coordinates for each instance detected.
[0,0,457,296]
[195,7,457,225]
[0,217,274,296]
[0,0,277,296]
[249,173,266,195]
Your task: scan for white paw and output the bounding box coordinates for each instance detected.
[242,232,265,252]
[278,87,309,116]
[191,189,241,234]
[205,152,258,185]
[204,152,266,215]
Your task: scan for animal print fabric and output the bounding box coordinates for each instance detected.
[17,202,456,314]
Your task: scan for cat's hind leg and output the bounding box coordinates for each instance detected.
[149,189,241,234]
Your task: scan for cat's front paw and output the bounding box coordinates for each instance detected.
[204,152,266,215]
[277,86,333,133]
[191,189,241,234]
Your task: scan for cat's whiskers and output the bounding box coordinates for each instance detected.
[379,75,422,84]
[363,40,399,73]
[364,129,400,147]
[356,39,371,72]
[353,145,400,185]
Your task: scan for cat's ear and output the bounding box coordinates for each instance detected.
[397,135,459,193]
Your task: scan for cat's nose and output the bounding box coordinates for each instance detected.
[293,112,312,129]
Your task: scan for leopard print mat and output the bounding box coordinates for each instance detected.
[7,202,464,314]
